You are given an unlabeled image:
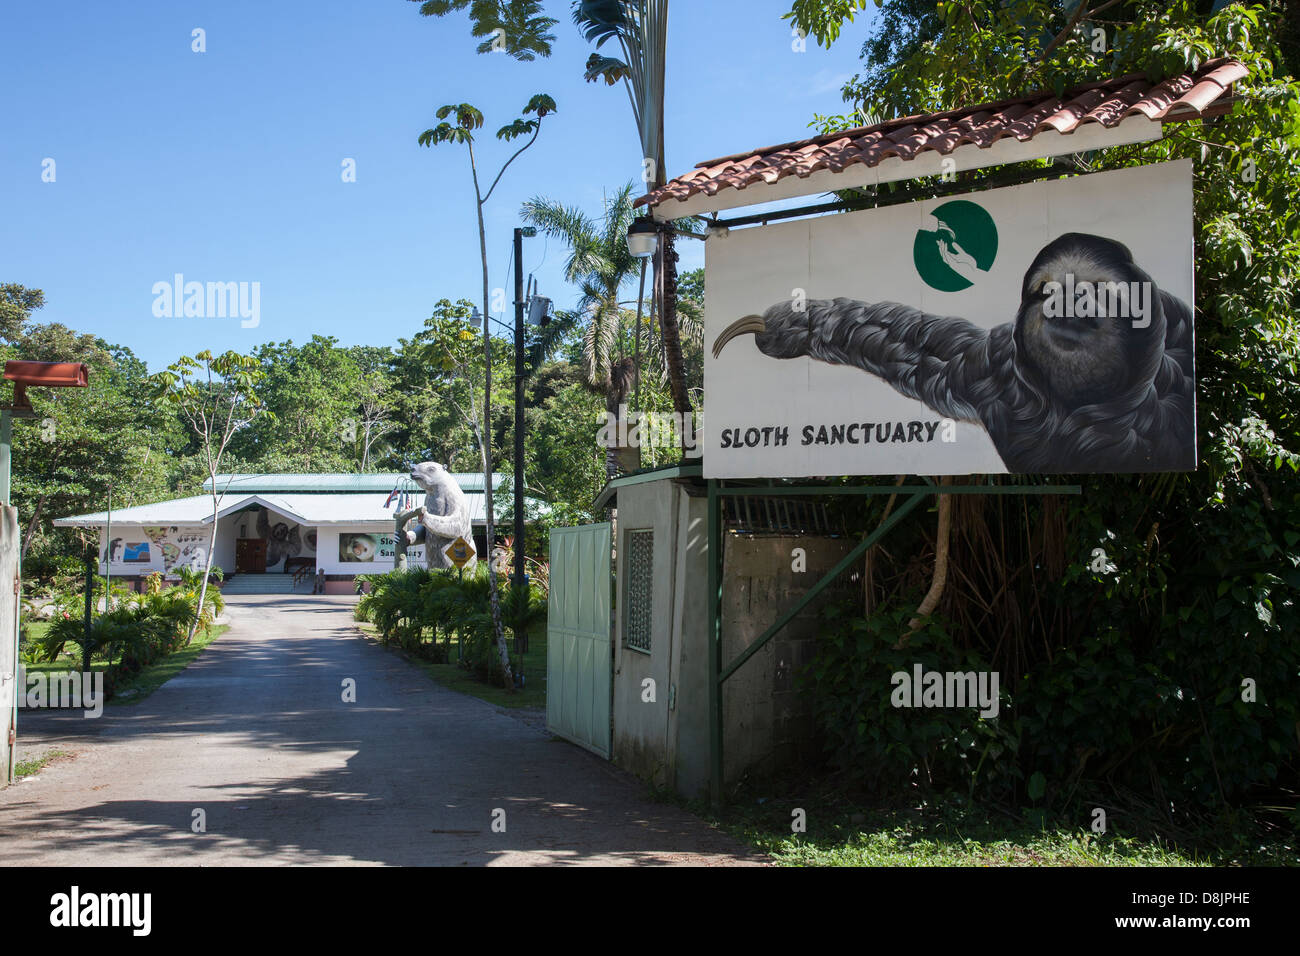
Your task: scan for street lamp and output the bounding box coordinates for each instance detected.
[1,361,90,503]
[2,360,89,788]
[626,216,659,259]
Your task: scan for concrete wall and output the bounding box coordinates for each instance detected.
[607,476,850,798]
[666,490,711,798]
[718,534,852,788]
[610,478,681,786]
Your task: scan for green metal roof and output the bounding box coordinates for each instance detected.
[202,473,508,494]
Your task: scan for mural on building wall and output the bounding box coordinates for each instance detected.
[338,533,395,563]
[104,526,209,574]
[122,541,152,563]
[254,509,315,571]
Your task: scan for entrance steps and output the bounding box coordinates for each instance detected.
[220,573,311,595]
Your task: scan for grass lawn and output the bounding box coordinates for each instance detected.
[355,622,546,710]
[693,784,1296,866]
[19,620,229,706]
[23,620,110,677]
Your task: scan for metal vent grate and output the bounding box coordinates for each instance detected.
[624,529,654,653]
[722,496,841,535]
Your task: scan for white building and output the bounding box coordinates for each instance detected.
[54,473,542,594]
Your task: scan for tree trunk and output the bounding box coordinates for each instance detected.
[469,143,513,691]
[657,230,692,431]
[190,487,219,644]
[902,476,954,643]
[20,493,47,559]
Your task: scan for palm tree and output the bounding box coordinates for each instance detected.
[571,1,696,431]
[409,0,558,62]
[523,183,640,478]
[522,183,701,476]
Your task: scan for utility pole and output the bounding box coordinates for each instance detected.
[512,227,526,601]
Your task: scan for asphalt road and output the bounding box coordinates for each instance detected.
[0,595,759,866]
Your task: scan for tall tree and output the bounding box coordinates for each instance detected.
[522,182,703,473]
[572,1,696,428]
[0,284,46,342]
[151,351,267,641]
[3,290,177,562]
[408,0,558,60]
[233,336,364,471]
[419,97,555,690]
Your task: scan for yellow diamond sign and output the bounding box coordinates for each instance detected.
[442,536,476,569]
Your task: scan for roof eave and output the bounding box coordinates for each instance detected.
[648,114,1162,221]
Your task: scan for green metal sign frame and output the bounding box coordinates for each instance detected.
[704,477,1081,806]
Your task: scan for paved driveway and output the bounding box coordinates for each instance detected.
[0,595,759,866]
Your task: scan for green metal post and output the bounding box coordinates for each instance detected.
[2,407,12,788]
[83,545,93,674]
[0,409,10,505]
[707,478,723,807]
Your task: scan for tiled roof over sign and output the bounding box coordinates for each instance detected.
[638,58,1247,211]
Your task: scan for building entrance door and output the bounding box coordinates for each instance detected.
[235,538,268,573]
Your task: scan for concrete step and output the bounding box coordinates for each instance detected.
[220,573,311,595]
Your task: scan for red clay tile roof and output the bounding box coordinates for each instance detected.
[639,58,1247,210]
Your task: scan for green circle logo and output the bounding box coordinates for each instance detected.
[913,200,999,291]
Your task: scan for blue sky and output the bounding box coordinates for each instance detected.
[0,0,877,369]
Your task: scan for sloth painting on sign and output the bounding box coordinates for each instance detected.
[703,161,1196,478]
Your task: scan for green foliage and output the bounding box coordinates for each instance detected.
[784,0,878,48]
[3,289,179,564]
[36,579,220,696]
[790,1,1300,829]
[803,603,1019,798]
[0,283,45,340]
[410,0,558,61]
[356,563,546,684]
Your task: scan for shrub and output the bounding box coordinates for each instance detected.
[355,563,547,682]
[802,602,1019,800]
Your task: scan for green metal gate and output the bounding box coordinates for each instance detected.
[546,523,612,758]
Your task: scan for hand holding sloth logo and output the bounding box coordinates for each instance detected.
[712,232,1195,474]
[915,200,998,292]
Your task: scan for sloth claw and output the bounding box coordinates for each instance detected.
[711,314,767,359]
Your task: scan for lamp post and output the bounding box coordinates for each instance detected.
[1,361,89,788]
[626,216,659,427]
[512,227,536,603]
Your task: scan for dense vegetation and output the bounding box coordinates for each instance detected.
[3,273,702,578]
[26,569,225,698]
[355,564,546,683]
[783,0,1299,845]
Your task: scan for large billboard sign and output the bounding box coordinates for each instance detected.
[703,160,1196,477]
